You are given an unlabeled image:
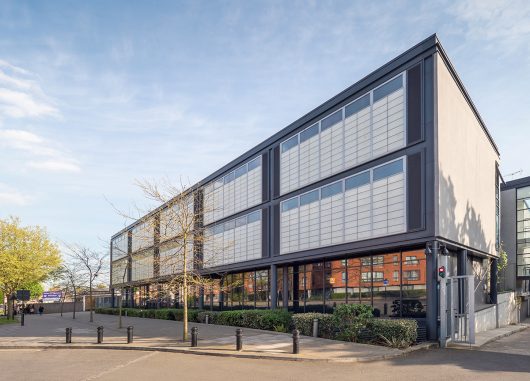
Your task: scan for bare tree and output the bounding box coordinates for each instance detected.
[68,245,107,323]
[113,178,229,341]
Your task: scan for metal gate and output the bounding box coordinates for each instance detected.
[440,275,475,346]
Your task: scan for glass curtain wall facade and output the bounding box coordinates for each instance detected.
[202,250,426,318]
[280,157,406,254]
[517,186,530,276]
[280,73,405,195]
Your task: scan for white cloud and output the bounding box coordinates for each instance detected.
[0,59,59,120]
[450,0,530,53]
[0,183,32,206]
[0,129,81,173]
[28,160,80,173]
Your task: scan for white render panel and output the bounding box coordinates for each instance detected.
[435,53,499,255]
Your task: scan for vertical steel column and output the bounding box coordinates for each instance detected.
[282,266,289,309]
[425,242,438,341]
[271,264,277,309]
[490,258,498,305]
[438,242,448,348]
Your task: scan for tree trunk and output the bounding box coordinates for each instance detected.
[7,294,14,320]
[89,280,93,322]
[183,239,188,341]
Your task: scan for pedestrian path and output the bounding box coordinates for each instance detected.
[0,312,434,362]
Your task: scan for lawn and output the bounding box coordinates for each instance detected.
[0,317,17,325]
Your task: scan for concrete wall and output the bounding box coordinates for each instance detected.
[475,305,497,333]
[29,302,84,314]
[435,53,499,256]
[474,291,520,333]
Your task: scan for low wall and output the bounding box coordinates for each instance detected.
[474,291,520,333]
[497,292,519,327]
[27,301,85,314]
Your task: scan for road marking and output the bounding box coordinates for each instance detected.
[80,351,158,381]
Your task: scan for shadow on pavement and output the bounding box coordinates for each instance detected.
[388,348,530,374]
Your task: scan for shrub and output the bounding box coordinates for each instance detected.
[197,311,219,323]
[212,310,292,331]
[333,304,374,342]
[365,319,417,348]
[292,313,335,339]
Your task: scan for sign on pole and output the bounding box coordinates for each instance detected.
[16,290,31,301]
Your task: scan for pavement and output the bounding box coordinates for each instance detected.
[448,323,529,348]
[0,311,434,362]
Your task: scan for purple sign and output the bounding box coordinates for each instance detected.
[43,291,62,302]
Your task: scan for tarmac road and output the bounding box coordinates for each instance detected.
[2,328,530,381]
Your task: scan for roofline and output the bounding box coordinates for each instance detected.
[501,175,530,191]
[112,33,499,239]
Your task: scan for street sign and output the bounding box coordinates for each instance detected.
[43,291,63,303]
[16,290,30,301]
[383,279,389,286]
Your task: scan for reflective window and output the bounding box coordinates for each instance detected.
[345,171,370,190]
[300,124,319,143]
[235,165,247,179]
[373,159,404,181]
[300,189,319,206]
[282,197,299,212]
[321,109,343,131]
[281,135,299,153]
[373,75,403,102]
[345,94,370,118]
[321,181,343,199]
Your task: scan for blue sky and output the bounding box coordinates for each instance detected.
[0,0,529,252]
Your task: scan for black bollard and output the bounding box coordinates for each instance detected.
[127,326,133,344]
[20,312,24,327]
[236,328,243,351]
[97,326,104,344]
[292,329,300,354]
[191,327,198,347]
[66,327,72,344]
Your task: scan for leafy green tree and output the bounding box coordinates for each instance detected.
[0,217,62,319]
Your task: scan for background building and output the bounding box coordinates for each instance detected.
[110,34,501,342]
[500,176,530,320]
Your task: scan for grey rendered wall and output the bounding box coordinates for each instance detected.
[435,53,499,256]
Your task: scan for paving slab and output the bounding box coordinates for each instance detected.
[0,312,435,362]
[448,323,529,349]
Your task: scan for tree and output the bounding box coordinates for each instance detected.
[68,245,107,322]
[117,178,227,341]
[53,262,86,319]
[0,217,62,319]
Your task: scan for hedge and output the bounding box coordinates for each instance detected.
[292,313,334,339]
[94,308,202,322]
[364,319,418,348]
[212,310,292,332]
[95,306,418,348]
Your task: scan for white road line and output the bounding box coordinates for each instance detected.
[80,351,158,381]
